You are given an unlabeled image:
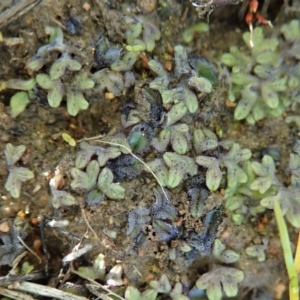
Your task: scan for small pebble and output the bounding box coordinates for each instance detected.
[0,221,10,233]
[137,0,157,14]
[105,92,116,100]
[83,2,91,11]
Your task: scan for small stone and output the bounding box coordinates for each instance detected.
[137,0,157,14]
[105,92,115,100]
[83,2,91,11]
[0,221,10,233]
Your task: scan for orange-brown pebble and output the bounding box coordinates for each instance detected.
[145,273,155,282]
[274,282,286,299]
[227,241,235,248]
[33,238,45,260]
[139,52,149,68]
[137,0,157,13]
[164,104,172,111]
[31,217,39,226]
[225,99,236,108]
[83,2,91,11]
[105,92,115,100]
[101,117,109,123]
[17,210,26,218]
[268,246,278,255]
[164,60,172,71]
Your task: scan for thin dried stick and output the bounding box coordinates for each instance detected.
[9,282,88,300]
[77,134,104,143]
[0,286,36,300]
[97,140,170,201]
[77,134,170,202]
[0,272,46,286]
[17,236,41,264]
[81,208,99,241]
[81,208,115,249]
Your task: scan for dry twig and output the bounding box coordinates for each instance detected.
[8,282,88,300]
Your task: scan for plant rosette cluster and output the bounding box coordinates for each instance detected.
[221,20,300,124]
